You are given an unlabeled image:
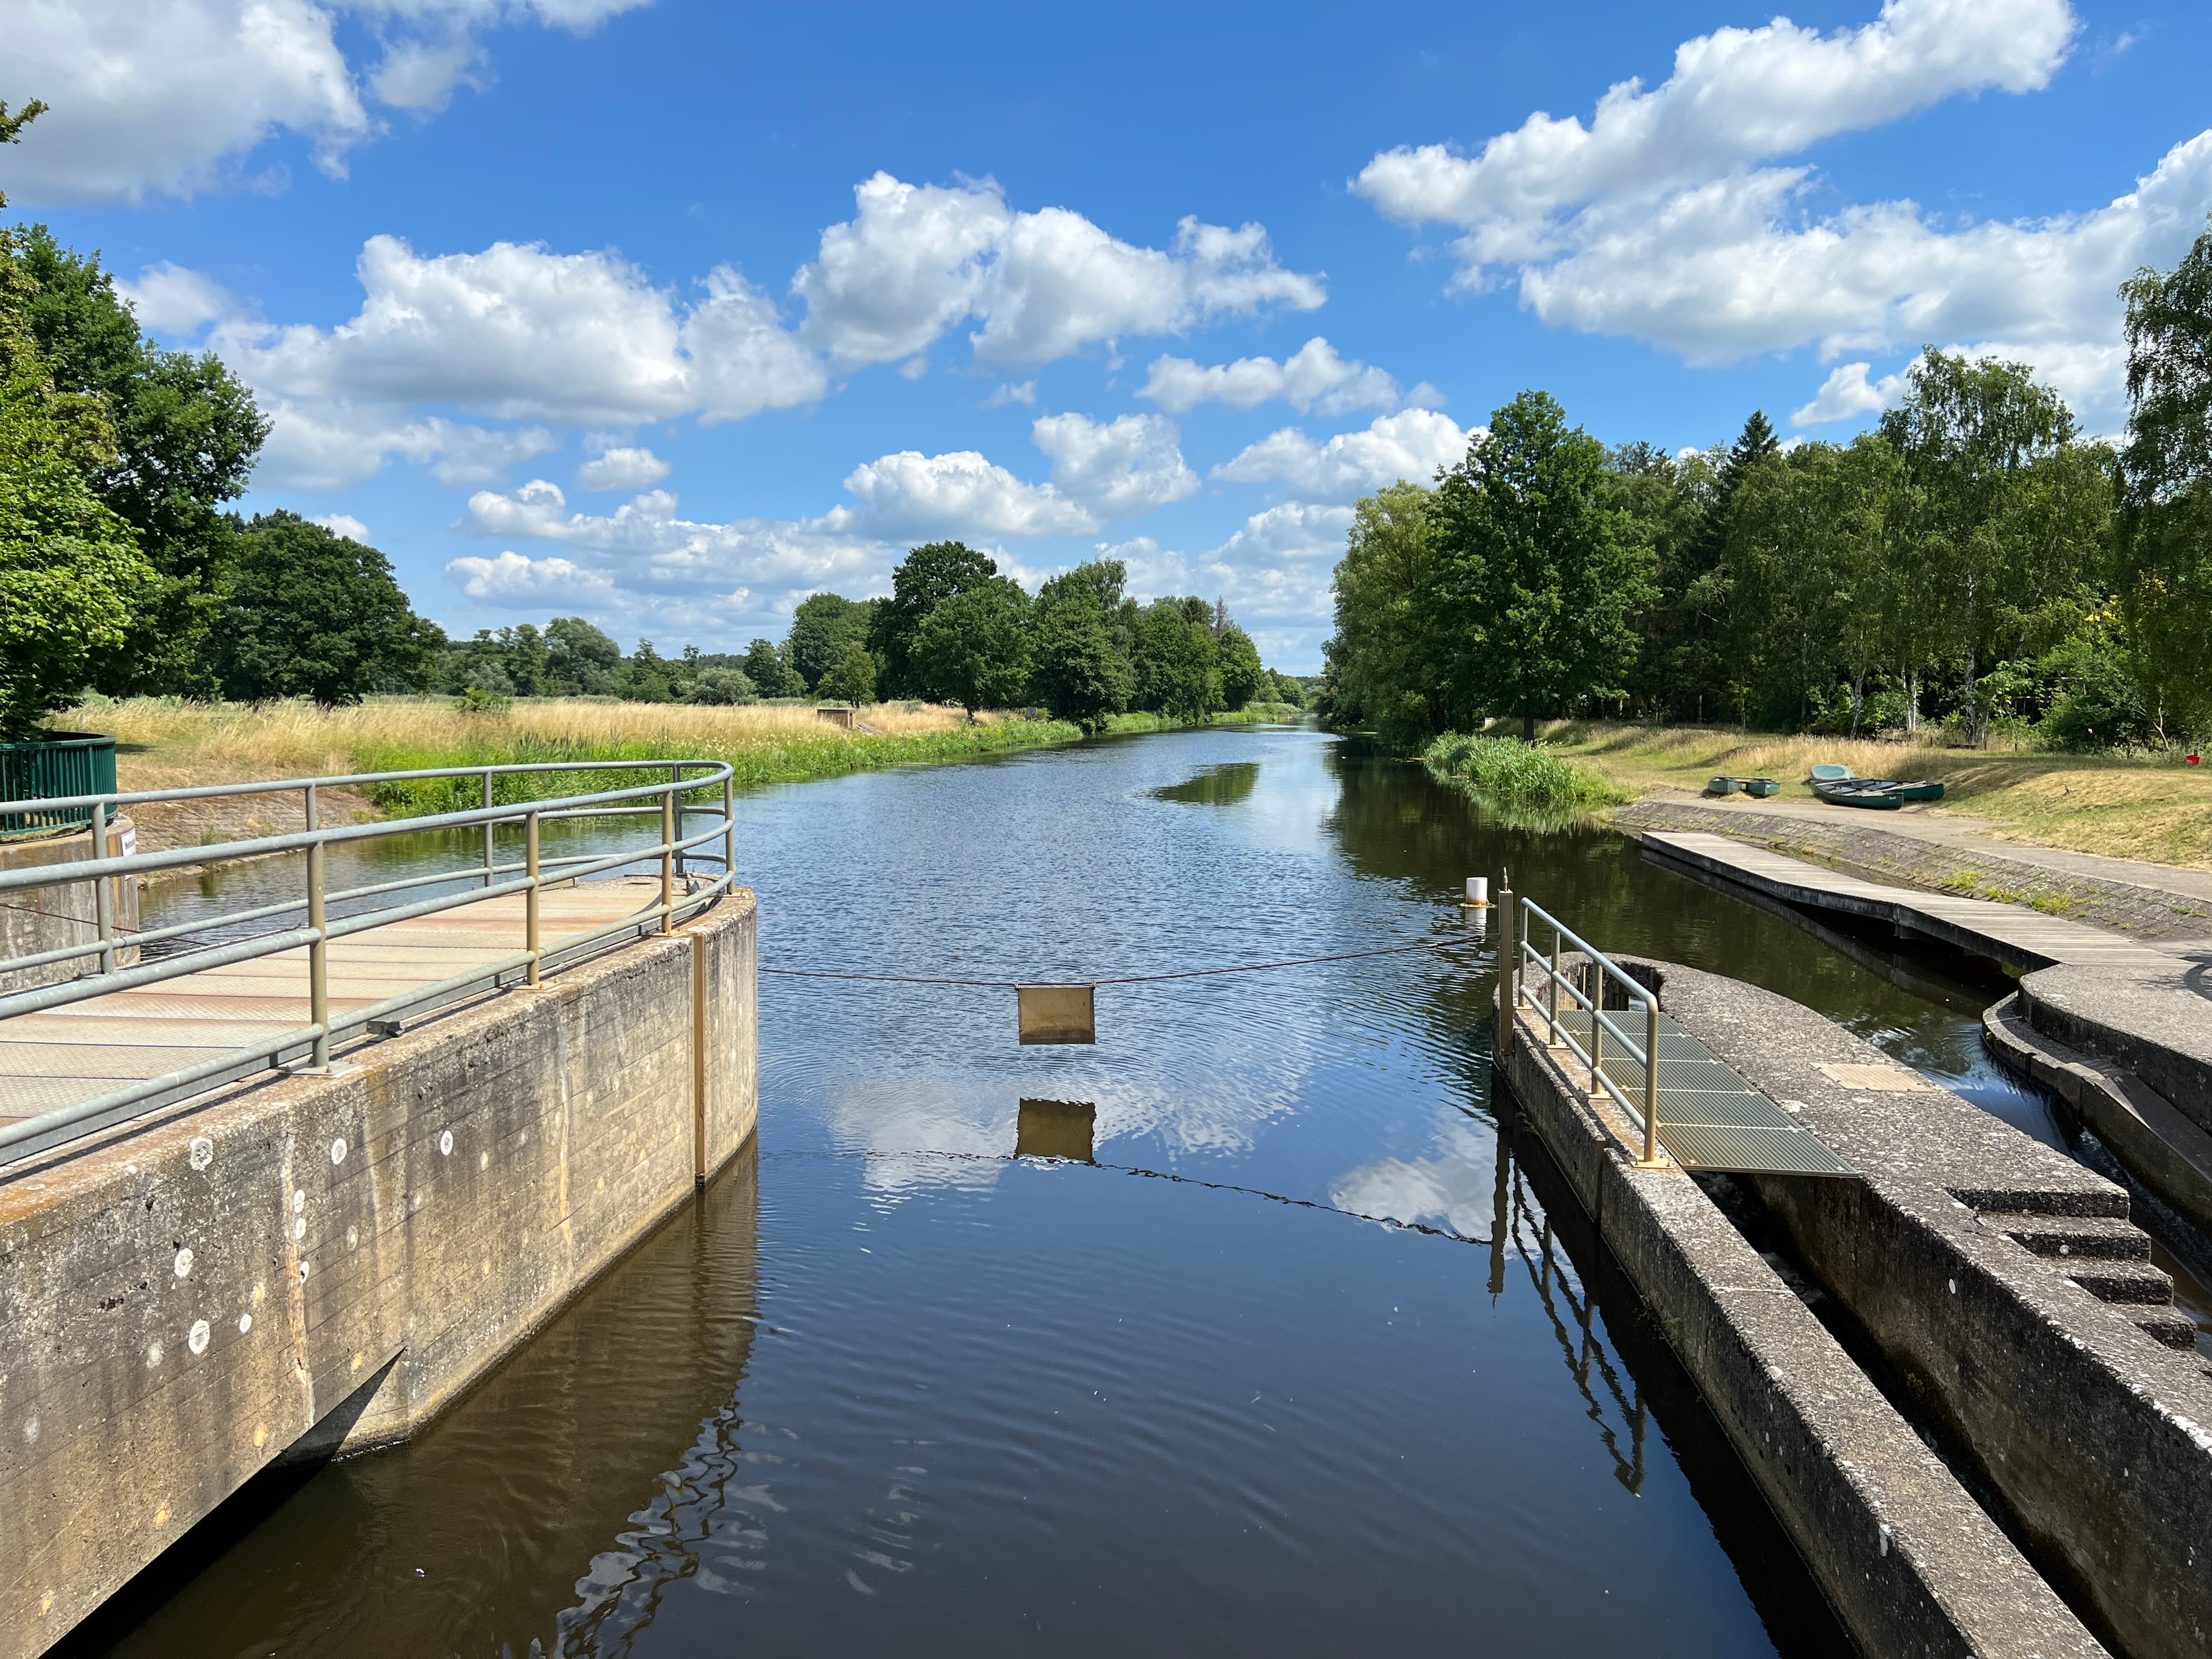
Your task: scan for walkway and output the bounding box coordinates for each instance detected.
[0,878,657,1134]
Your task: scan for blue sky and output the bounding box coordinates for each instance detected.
[6,0,2207,670]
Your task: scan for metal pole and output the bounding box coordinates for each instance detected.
[525,809,541,988]
[1547,922,1562,1046]
[482,770,496,888]
[671,764,684,884]
[90,799,116,975]
[1497,882,1516,1054]
[660,788,676,934]
[306,784,328,1071]
[1643,995,1661,1165]
[1589,998,1603,1107]
[722,773,736,892]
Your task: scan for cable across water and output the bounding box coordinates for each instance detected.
[757,931,1484,989]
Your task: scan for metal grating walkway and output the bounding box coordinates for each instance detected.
[1545,1008,1854,1178]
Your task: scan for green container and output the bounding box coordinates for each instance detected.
[0,731,118,835]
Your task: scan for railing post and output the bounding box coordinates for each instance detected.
[89,798,116,975]
[482,770,497,889]
[1547,923,1563,1046]
[1497,880,1516,1054]
[722,772,736,892]
[1588,997,1603,1107]
[671,764,684,884]
[306,784,328,1072]
[660,787,676,934]
[1642,994,1661,1165]
[525,808,541,988]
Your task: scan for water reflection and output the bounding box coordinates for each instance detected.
[1147,760,1261,806]
[1015,1098,1096,1161]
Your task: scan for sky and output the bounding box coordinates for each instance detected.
[4,0,2206,672]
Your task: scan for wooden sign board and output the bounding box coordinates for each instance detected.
[1017,983,1095,1045]
[1017,1099,1096,1161]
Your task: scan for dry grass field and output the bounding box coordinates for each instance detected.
[1539,721,2212,869]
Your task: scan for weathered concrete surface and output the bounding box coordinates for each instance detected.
[1646,960,2212,1659]
[2020,964,2212,1141]
[1494,997,2105,1659]
[0,820,140,996]
[0,891,756,1659]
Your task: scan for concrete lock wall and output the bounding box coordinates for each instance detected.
[0,891,756,1659]
[0,820,141,996]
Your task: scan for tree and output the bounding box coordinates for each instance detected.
[872,541,999,695]
[815,640,877,703]
[2115,216,2212,737]
[1880,349,2077,743]
[1431,390,1653,739]
[622,639,677,702]
[16,227,268,695]
[683,666,756,705]
[1130,597,1222,720]
[785,592,872,690]
[913,576,1032,719]
[741,637,805,698]
[204,512,440,703]
[545,616,622,694]
[1216,622,1263,709]
[1323,481,1445,743]
[1029,559,1134,730]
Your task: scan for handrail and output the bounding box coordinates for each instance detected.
[1507,896,1665,1168]
[0,757,742,1167]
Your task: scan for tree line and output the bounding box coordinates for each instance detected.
[442,541,1302,729]
[1321,219,2212,754]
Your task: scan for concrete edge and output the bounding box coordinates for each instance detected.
[1983,993,2212,1242]
[1495,1006,2107,1659]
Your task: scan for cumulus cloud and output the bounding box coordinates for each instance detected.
[840,449,1097,539]
[309,513,370,543]
[220,235,825,427]
[983,380,1037,407]
[2,0,652,204]
[1029,412,1199,516]
[1213,410,1474,499]
[115,262,234,335]
[1791,361,1910,426]
[794,172,1325,370]
[253,402,561,490]
[1096,499,1355,632]
[1139,338,1414,416]
[577,443,672,491]
[446,549,621,603]
[1354,0,2204,425]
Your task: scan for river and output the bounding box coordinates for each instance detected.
[74,724,2120,1657]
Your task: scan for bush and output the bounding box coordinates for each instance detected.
[1421,732,1626,811]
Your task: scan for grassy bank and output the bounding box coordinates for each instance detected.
[79,696,1084,816]
[1422,732,1628,821]
[1529,721,2212,869]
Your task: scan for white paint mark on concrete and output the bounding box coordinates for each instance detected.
[479,1150,490,1171]
[237,1314,253,1335]
[23,1415,37,1445]
[347,1225,358,1249]
[293,1217,306,1242]
[146,1342,163,1368]
[299,1262,311,1282]
[188,1138,213,1171]
[293,1188,305,1215]
[173,1248,194,1279]
[1948,1279,1957,1295]
[188,1320,210,1356]
[438,1130,453,1157]
[330,1138,347,1166]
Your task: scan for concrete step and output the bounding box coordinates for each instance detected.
[2130,1310,2200,1350]
[2066,1261,2175,1305]
[1974,1210,2151,1262]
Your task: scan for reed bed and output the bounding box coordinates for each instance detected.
[1422,733,1627,817]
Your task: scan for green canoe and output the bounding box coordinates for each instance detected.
[1809,763,1853,783]
[1741,777,1781,797]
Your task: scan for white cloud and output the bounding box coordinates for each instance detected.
[446,550,620,603]
[793,172,1325,370]
[309,513,370,543]
[253,402,559,490]
[1139,338,1410,416]
[1029,412,1198,516]
[1355,0,2076,245]
[1096,501,1356,629]
[840,449,1097,539]
[576,443,672,491]
[220,235,826,427]
[114,262,234,335]
[1213,409,1474,499]
[983,380,1037,407]
[1,0,653,204]
[1791,361,1910,426]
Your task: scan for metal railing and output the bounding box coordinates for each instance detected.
[0,759,740,1165]
[1506,896,1665,1168]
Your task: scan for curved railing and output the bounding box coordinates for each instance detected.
[0,760,738,1165]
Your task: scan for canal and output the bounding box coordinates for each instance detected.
[75,724,2103,1657]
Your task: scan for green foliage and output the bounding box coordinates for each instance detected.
[546,616,622,694]
[872,540,999,696]
[1430,389,1654,739]
[683,666,757,705]
[204,512,441,704]
[785,592,874,690]
[14,226,268,695]
[1422,733,1626,813]
[1321,480,1446,745]
[1216,621,1263,709]
[1028,559,1134,730]
[1130,597,1222,720]
[914,575,1032,718]
[741,637,806,698]
[815,639,877,703]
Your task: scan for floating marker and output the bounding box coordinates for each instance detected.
[1017,984,1096,1046]
[1464,876,1490,908]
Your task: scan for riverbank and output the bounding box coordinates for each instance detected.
[1535,721,2212,869]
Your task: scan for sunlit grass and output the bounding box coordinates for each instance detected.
[1422,732,1628,818]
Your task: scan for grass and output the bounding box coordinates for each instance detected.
[77,696,1084,815]
[1422,732,1628,823]
[1524,719,2212,870]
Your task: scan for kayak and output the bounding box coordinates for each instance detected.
[1742,777,1781,798]
[1814,779,1904,810]
[1707,775,1745,795]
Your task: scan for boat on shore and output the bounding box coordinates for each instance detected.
[1741,777,1781,798]
[1814,778,1944,809]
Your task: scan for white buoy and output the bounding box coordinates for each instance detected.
[1464,876,1490,908]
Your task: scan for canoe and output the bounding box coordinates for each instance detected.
[1741,777,1781,798]
[1707,775,1745,796]
[1853,778,1945,803]
[1814,779,1904,810]
[1809,763,1854,782]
